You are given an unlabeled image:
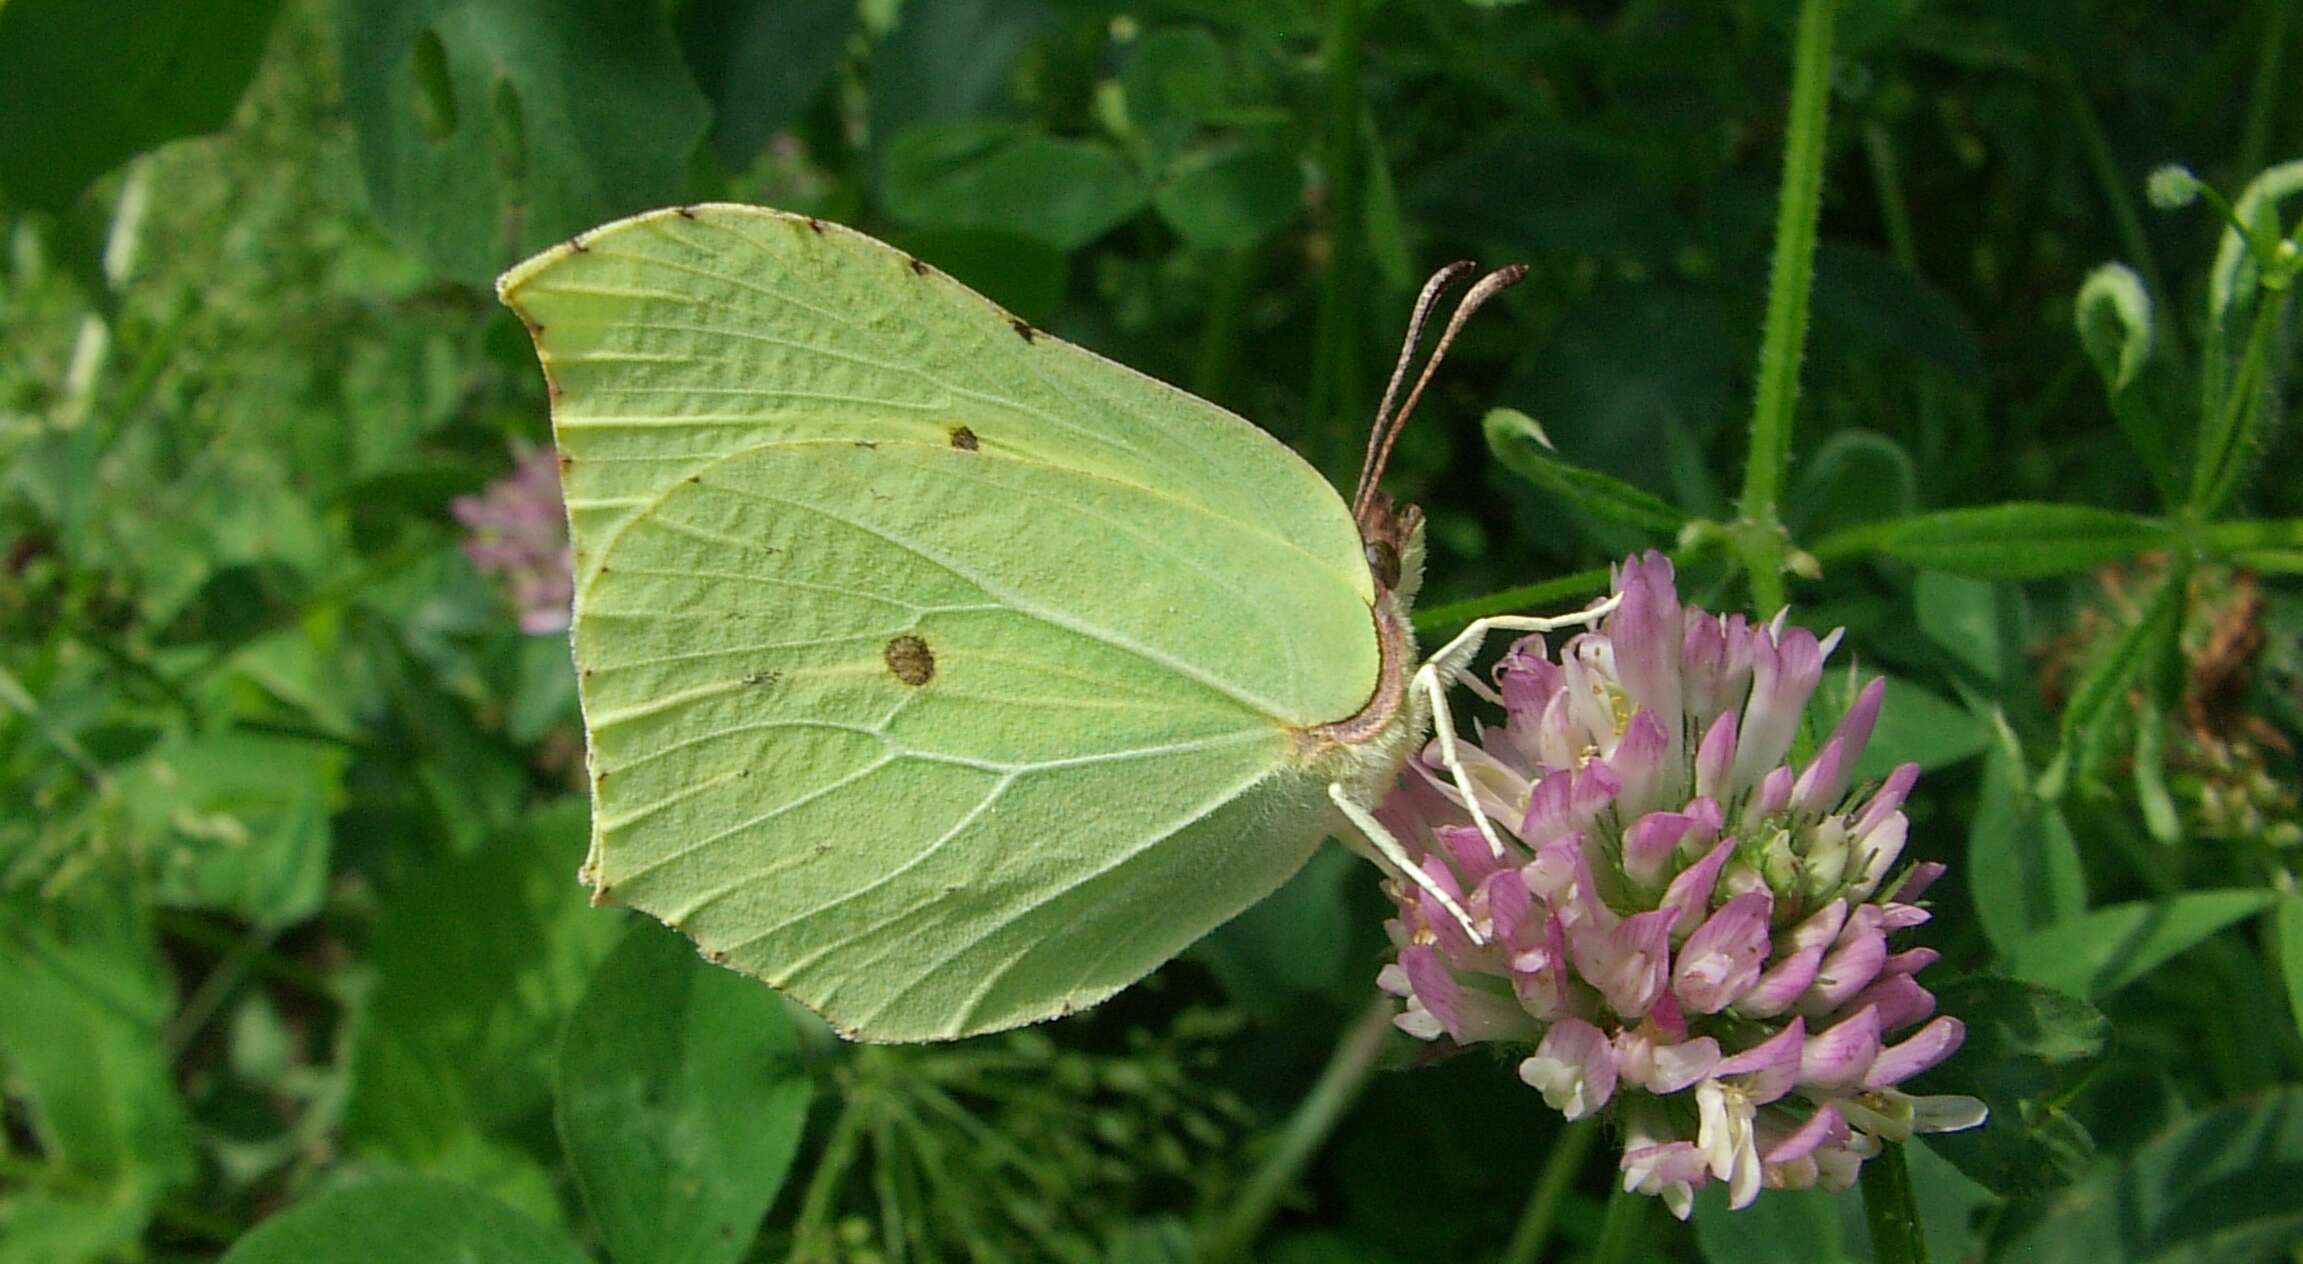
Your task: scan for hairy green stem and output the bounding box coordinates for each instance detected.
[1205,996,1395,1261]
[1859,1143,1930,1264]
[1499,1119,1600,1264]
[2190,283,2286,514]
[1738,0,1837,615]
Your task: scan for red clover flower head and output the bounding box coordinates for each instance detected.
[1375,552,1985,1218]
[453,447,573,636]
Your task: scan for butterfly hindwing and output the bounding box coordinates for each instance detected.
[500,206,1384,1039]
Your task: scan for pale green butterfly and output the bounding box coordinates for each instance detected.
[498,205,1613,1042]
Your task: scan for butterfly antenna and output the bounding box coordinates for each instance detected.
[1353,261,1479,521]
[1357,264,1528,522]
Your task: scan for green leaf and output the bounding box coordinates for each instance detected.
[2280,894,2303,1045]
[1484,408,1691,536]
[1153,146,1303,250]
[868,0,1050,156]
[2074,262,2153,392]
[1913,976,2107,1198]
[883,121,1149,252]
[0,1194,149,1264]
[123,729,343,927]
[678,0,855,169]
[338,0,710,285]
[1815,504,2173,580]
[1192,844,1355,1009]
[558,923,812,1264]
[0,881,193,1224]
[219,1176,590,1264]
[1852,676,1990,779]
[2074,263,2177,505]
[343,800,621,1216]
[0,0,283,210]
[1968,745,2086,952]
[2000,891,2277,999]
[1992,1087,2303,1263]
[1913,570,2004,683]
[1120,27,1228,168]
[1785,429,1919,540]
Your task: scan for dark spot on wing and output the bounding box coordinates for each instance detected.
[1010,318,1036,342]
[906,255,929,276]
[675,205,698,219]
[743,670,779,687]
[567,232,589,253]
[806,216,827,235]
[854,439,879,449]
[948,425,979,451]
[884,634,935,686]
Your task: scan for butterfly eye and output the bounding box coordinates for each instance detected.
[1364,540,1401,590]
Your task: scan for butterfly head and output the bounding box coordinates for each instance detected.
[1357,493,1426,608]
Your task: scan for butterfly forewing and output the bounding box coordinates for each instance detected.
[500,205,1385,1039]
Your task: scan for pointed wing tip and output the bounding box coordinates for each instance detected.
[495,202,812,304]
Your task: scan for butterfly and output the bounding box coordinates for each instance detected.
[499,205,1611,1041]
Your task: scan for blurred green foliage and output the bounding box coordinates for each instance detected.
[2,0,2301,1260]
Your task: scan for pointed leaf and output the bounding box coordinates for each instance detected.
[1484,408,1690,536]
[2000,891,2277,999]
[1815,504,2172,579]
[558,922,812,1264]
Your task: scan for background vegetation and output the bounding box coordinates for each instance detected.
[3,0,2300,1260]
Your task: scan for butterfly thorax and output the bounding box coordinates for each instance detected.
[1294,500,1428,806]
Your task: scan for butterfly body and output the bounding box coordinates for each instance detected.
[502,205,1423,1041]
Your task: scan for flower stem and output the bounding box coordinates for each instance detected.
[1204,995,1395,1261]
[1498,1118,1600,1264]
[1859,1142,1931,1264]
[1737,0,1838,615]
[1587,1178,1651,1264]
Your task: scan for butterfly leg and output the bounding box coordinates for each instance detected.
[1328,782,1485,944]
[1414,595,1624,860]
